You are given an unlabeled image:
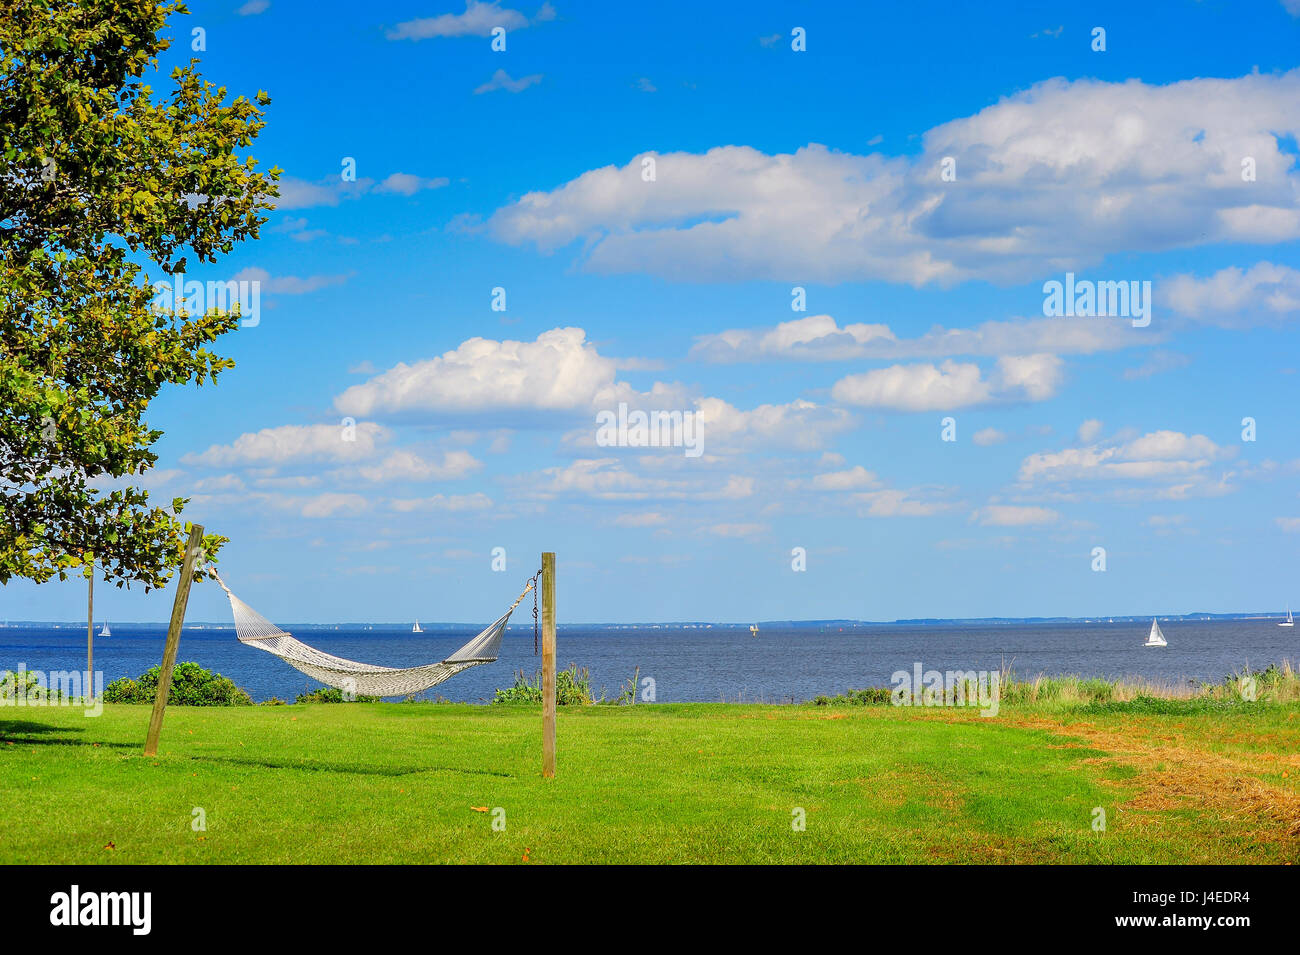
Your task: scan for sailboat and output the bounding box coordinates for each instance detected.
[1143,618,1167,647]
[98,622,111,637]
[412,620,423,633]
[1280,606,1294,628]
[749,624,759,637]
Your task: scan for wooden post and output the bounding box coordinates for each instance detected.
[541,551,556,778]
[144,525,203,757]
[86,562,94,706]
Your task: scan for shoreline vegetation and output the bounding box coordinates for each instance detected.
[5,660,1298,711]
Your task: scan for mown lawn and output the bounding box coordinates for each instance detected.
[1,701,1297,863]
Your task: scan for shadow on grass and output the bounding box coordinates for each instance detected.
[0,720,84,735]
[189,754,514,778]
[0,721,143,751]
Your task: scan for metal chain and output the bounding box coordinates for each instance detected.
[530,568,542,655]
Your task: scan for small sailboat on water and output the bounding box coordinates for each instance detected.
[749,624,759,637]
[98,622,111,637]
[1143,618,1167,647]
[1279,606,1294,628]
[412,620,424,633]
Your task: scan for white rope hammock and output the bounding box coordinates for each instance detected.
[209,569,533,698]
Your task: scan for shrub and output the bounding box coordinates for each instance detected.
[493,665,594,705]
[294,686,380,704]
[103,662,253,706]
[813,687,892,706]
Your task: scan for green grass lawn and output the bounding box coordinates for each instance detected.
[2,701,1297,863]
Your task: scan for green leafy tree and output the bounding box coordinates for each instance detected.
[0,0,279,588]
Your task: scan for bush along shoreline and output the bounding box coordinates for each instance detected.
[93,659,1299,710]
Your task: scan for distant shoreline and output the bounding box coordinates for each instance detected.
[3,612,1293,630]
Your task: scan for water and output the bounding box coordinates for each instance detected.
[1,619,1295,703]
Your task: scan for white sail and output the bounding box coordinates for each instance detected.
[1144,618,1167,647]
[412,620,423,633]
[1281,606,1294,627]
[98,623,111,637]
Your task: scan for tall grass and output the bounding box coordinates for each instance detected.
[812,660,1300,710]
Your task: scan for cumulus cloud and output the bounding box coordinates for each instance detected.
[335,327,627,418]
[692,397,853,452]
[1163,263,1300,326]
[529,458,753,501]
[691,313,1150,363]
[387,1,532,40]
[356,449,482,482]
[972,428,1007,446]
[276,173,446,210]
[183,423,389,467]
[389,493,495,512]
[1018,429,1235,487]
[703,523,768,538]
[230,267,350,295]
[1076,420,1103,444]
[474,69,543,94]
[301,493,370,518]
[831,355,1062,411]
[808,465,878,490]
[486,72,1300,284]
[612,511,667,527]
[972,504,1059,526]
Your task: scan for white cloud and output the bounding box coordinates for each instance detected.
[703,523,768,538]
[276,173,446,210]
[486,71,1300,284]
[376,173,450,196]
[474,69,544,94]
[831,355,1062,411]
[972,428,1007,447]
[387,1,531,40]
[691,313,1148,363]
[389,493,495,512]
[612,511,667,527]
[1123,350,1191,380]
[973,504,1059,526]
[1076,419,1104,443]
[1277,517,1300,533]
[692,397,852,452]
[356,449,482,482]
[1019,430,1234,485]
[530,458,752,502]
[808,465,878,490]
[1163,263,1300,326]
[335,327,624,417]
[237,0,269,15]
[853,489,947,517]
[301,493,370,518]
[230,267,350,295]
[184,423,389,467]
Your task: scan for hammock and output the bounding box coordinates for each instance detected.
[210,570,533,697]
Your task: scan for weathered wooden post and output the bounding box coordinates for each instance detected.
[542,551,556,778]
[86,562,94,706]
[144,525,204,756]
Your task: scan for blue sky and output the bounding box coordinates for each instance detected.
[8,0,1300,623]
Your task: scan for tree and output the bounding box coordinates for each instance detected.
[0,0,279,589]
